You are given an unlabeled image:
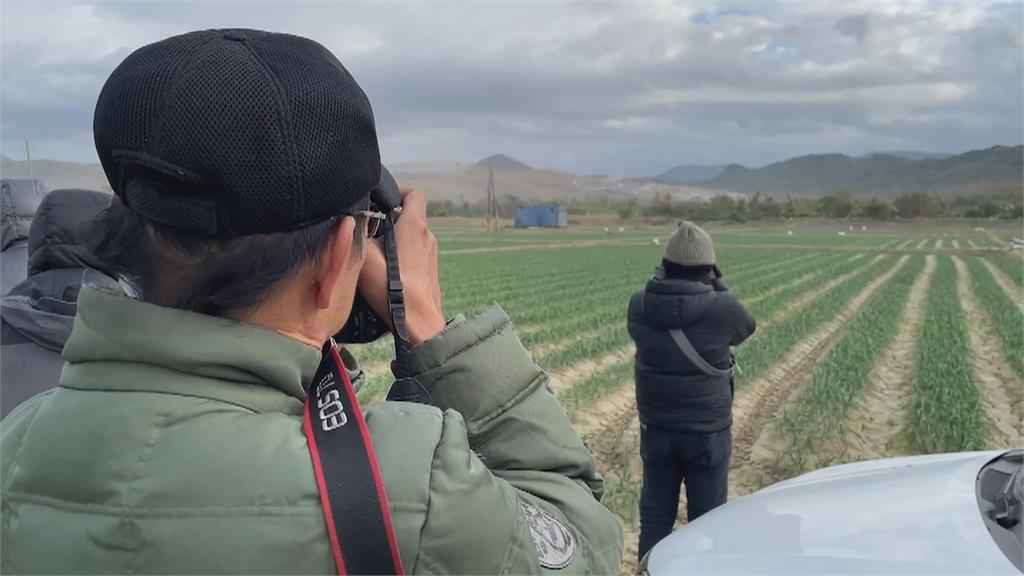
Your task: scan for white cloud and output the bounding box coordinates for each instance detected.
[1,0,1020,174]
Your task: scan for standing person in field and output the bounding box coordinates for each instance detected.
[627,222,757,561]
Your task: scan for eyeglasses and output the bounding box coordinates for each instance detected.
[353,209,387,238]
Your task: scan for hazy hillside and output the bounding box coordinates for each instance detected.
[471,154,532,171]
[877,150,953,161]
[1,155,110,192]
[653,164,727,184]
[702,145,1021,197]
[393,166,721,203]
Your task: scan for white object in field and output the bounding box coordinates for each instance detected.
[619,227,625,232]
[861,225,867,231]
[849,225,854,231]
[645,450,1017,575]
[653,238,661,246]
[838,231,846,236]
[786,230,793,236]
[603,227,610,233]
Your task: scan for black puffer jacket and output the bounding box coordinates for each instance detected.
[627,273,756,433]
[1,189,115,418]
[1,178,49,295]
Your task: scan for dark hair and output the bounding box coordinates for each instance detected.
[91,199,365,319]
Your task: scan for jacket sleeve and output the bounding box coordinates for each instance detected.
[392,305,623,574]
[725,292,757,346]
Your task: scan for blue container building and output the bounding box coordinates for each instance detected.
[514,205,568,228]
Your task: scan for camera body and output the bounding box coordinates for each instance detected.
[335,166,403,344]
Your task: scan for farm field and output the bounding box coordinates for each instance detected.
[351,221,1023,574]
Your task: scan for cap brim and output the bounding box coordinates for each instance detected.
[371,164,401,211]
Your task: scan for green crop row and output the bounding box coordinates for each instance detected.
[983,254,1023,288]
[734,256,897,388]
[965,258,1023,377]
[743,253,876,325]
[777,256,926,475]
[518,251,833,352]
[558,360,634,418]
[908,256,988,453]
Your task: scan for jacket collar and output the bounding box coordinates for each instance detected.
[60,286,322,414]
[645,276,715,296]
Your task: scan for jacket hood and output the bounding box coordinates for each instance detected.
[639,277,719,329]
[1,178,47,251]
[2,269,118,351]
[27,189,110,276]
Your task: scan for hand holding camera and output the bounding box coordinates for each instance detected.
[357,187,446,347]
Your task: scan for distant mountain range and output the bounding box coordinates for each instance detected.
[1,155,110,192]
[653,164,728,184]
[395,154,719,203]
[700,145,1021,197]
[471,154,533,171]
[2,146,1019,203]
[876,150,953,161]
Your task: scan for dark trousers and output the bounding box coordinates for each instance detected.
[637,425,731,561]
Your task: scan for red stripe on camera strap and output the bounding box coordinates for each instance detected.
[304,341,404,575]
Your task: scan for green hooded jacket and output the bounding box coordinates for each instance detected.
[0,287,623,574]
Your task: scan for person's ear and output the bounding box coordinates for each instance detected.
[314,217,357,310]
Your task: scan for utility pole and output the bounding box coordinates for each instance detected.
[24,140,34,179]
[486,161,498,233]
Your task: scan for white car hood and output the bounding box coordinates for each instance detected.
[648,450,1018,575]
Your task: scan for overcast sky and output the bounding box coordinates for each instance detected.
[1,1,1021,176]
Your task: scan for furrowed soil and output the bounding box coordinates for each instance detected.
[986,230,1009,247]
[759,254,880,327]
[981,258,1024,314]
[952,256,1023,446]
[843,255,936,460]
[744,254,864,308]
[729,255,909,497]
[547,345,634,395]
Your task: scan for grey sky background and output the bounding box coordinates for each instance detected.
[1,1,1022,176]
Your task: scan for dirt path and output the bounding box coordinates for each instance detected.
[843,255,936,461]
[985,230,1009,248]
[548,345,634,395]
[980,258,1024,314]
[915,238,928,250]
[952,256,1022,447]
[572,383,637,437]
[728,255,908,498]
[895,239,914,250]
[935,239,944,250]
[951,239,961,250]
[575,397,642,576]
[968,239,979,249]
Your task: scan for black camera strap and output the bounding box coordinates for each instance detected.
[382,212,432,404]
[304,340,405,575]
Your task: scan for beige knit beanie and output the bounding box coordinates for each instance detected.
[664,221,716,266]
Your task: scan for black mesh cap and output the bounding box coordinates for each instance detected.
[94,28,381,236]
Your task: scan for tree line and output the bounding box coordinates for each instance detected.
[426,190,1022,222]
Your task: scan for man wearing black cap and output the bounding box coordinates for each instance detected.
[0,29,622,574]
